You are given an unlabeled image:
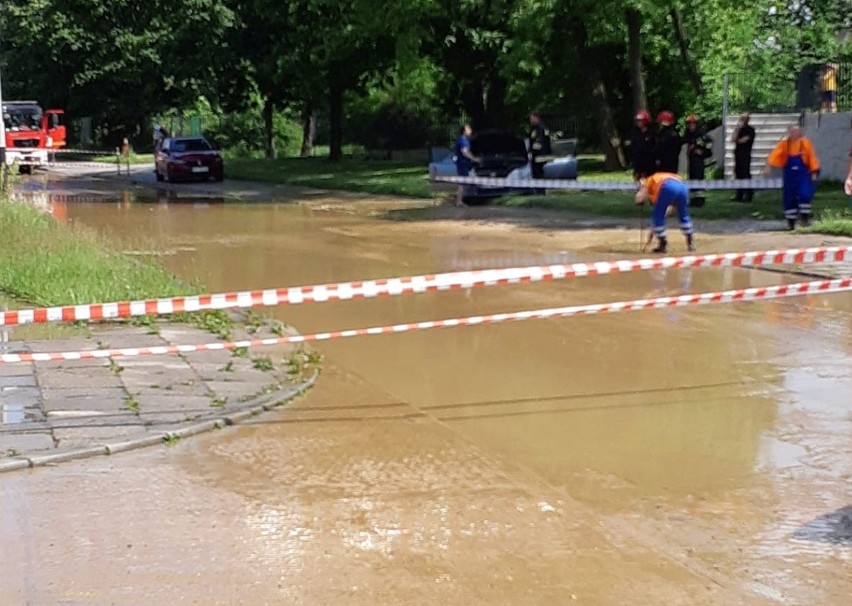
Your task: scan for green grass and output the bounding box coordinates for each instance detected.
[226,155,433,198]
[798,209,852,236]
[0,196,197,306]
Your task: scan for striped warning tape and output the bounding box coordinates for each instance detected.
[432,174,783,191]
[3,277,849,364]
[0,246,847,328]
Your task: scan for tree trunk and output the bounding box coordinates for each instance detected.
[573,20,626,170]
[262,97,276,159]
[590,73,626,170]
[670,8,704,97]
[328,80,344,162]
[626,8,647,111]
[300,106,315,157]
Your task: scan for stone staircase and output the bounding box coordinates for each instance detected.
[723,113,799,178]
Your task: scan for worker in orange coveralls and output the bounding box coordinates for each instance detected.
[761,125,820,230]
[634,172,695,254]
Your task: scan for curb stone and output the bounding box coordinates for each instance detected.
[2,370,318,474]
[0,458,31,472]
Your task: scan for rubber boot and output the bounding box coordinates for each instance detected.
[652,237,668,254]
[686,234,695,252]
[799,213,812,228]
[786,218,796,231]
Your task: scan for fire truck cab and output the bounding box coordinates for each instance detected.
[2,101,66,174]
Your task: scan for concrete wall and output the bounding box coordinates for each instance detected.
[802,112,852,181]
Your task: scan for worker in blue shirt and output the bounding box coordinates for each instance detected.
[453,124,480,207]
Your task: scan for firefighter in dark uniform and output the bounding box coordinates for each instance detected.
[654,110,681,174]
[628,109,656,180]
[731,112,755,202]
[683,114,713,207]
[528,111,552,193]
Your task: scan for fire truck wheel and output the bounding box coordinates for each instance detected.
[19,165,32,176]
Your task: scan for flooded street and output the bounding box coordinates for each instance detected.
[1,179,850,604]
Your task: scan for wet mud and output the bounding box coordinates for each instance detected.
[0,172,850,604]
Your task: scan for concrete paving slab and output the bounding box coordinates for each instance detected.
[85,334,166,349]
[0,363,36,377]
[0,375,38,388]
[34,359,109,370]
[119,358,193,371]
[41,388,129,407]
[159,326,222,345]
[0,433,54,453]
[0,388,41,405]
[133,395,214,415]
[27,339,100,353]
[203,381,270,400]
[0,318,312,472]
[53,425,142,448]
[89,326,158,339]
[36,369,123,390]
[181,350,240,365]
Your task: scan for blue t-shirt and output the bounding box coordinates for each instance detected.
[454,135,472,175]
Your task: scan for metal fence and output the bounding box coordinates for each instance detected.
[726,62,851,113]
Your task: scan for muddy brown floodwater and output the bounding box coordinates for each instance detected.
[1,181,850,605]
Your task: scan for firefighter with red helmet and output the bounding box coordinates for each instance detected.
[627,109,656,180]
[683,113,713,207]
[655,110,681,174]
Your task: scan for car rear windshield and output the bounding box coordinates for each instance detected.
[171,139,212,152]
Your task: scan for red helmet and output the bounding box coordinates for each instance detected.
[685,113,698,123]
[634,109,651,125]
[657,111,675,126]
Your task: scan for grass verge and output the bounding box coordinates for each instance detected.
[798,209,852,236]
[0,194,236,337]
[225,155,433,198]
[0,196,196,306]
[497,185,852,223]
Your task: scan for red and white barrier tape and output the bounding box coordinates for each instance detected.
[3,278,849,364]
[433,174,783,191]
[0,246,847,328]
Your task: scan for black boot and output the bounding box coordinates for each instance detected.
[800,213,812,227]
[686,234,695,252]
[786,218,796,231]
[652,237,668,254]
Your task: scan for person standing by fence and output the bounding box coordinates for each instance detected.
[762,126,820,230]
[731,113,756,202]
[821,63,838,113]
[628,109,656,180]
[683,114,713,207]
[655,111,681,174]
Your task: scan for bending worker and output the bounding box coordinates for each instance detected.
[635,172,695,254]
[761,126,820,230]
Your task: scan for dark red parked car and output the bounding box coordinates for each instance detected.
[155,136,224,182]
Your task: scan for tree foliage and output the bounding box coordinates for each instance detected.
[1,0,847,158]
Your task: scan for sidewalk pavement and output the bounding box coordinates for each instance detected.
[0,319,317,473]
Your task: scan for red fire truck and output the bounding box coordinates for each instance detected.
[2,100,66,174]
